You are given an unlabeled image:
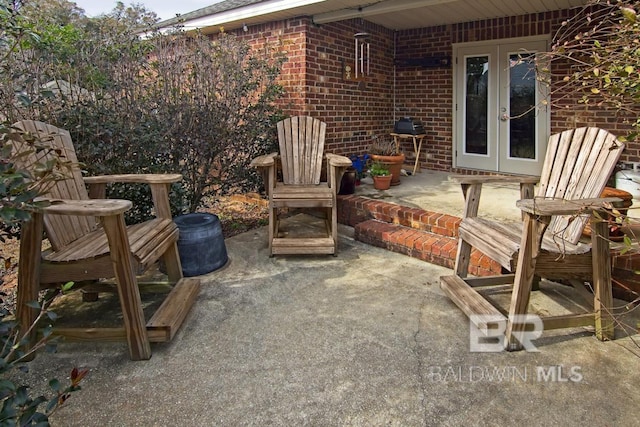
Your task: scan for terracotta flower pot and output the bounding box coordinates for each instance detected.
[583,186,633,241]
[370,153,405,185]
[373,175,392,190]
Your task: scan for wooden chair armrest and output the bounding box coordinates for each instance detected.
[40,199,132,216]
[454,174,538,220]
[83,174,178,219]
[517,197,622,216]
[250,153,278,168]
[449,174,539,185]
[325,153,352,168]
[84,174,182,185]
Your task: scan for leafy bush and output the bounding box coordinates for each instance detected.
[540,0,640,140]
[0,284,87,426]
[59,29,285,220]
[0,4,86,424]
[368,162,390,177]
[1,1,286,224]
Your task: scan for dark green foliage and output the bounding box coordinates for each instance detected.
[1,1,285,223]
[0,123,74,242]
[0,288,87,427]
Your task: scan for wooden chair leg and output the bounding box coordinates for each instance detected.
[455,183,482,278]
[531,275,541,291]
[591,219,614,340]
[268,203,275,256]
[454,239,472,278]
[331,203,338,255]
[16,213,44,361]
[505,213,549,351]
[101,215,151,361]
[162,242,183,284]
[81,288,100,302]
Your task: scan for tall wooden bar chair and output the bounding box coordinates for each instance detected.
[13,120,200,360]
[440,127,624,350]
[251,116,351,256]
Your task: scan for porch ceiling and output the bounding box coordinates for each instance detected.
[159,0,590,33]
[312,0,589,29]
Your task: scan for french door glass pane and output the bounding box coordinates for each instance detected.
[465,56,489,155]
[508,53,536,159]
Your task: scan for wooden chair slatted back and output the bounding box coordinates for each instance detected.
[537,127,624,245]
[13,120,97,251]
[277,116,326,185]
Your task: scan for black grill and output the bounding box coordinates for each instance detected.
[393,117,425,135]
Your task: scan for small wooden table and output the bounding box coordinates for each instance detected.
[390,133,427,175]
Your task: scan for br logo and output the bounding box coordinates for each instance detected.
[469,315,543,352]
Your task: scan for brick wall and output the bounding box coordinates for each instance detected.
[394,9,636,170]
[234,17,396,157]
[394,25,453,171]
[232,8,637,171]
[303,20,395,156]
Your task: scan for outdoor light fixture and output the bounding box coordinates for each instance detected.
[242,23,248,32]
[354,32,370,79]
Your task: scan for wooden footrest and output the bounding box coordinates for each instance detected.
[440,275,506,328]
[272,237,335,255]
[50,278,200,344]
[147,277,200,342]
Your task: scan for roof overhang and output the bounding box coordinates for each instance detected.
[154,0,590,34]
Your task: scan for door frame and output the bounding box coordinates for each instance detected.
[452,35,550,175]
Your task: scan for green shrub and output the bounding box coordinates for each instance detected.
[1,2,285,224]
[0,284,86,426]
[62,29,285,219]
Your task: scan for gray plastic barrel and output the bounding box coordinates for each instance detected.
[174,213,228,276]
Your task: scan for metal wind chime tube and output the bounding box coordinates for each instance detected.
[355,36,359,79]
[354,32,370,79]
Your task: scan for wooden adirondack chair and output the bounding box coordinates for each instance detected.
[250,116,352,256]
[440,127,625,350]
[13,120,200,360]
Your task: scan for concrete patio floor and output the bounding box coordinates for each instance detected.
[353,168,640,222]
[13,209,640,426]
[354,169,524,223]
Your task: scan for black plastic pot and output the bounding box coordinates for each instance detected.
[174,213,228,277]
[339,167,357,195]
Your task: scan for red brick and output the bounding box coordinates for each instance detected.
[427,213,442,226]
[431,226,449,236]
[441,241,457,260]
[430,239,444,256]
[418,212,432,225]
[388,205,402,220]
[412,235,430,251]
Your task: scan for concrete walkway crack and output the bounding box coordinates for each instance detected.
[411,297,429,425]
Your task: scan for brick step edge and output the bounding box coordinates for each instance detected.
[338,195,460,238]
[354,219,501,276]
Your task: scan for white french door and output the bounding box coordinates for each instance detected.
[454,38,549,175]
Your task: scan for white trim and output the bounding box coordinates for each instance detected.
[451,34,550,50]
[158,0,325,31]
[313,0,458,24]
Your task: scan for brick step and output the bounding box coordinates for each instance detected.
[340,195,640,300]
[338,195,460,237]
[341,196,502,275]
[354,219,501,276]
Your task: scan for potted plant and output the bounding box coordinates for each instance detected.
[369,162,392,190]
[368,137,405,185]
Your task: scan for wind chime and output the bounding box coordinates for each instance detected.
[354,32,370,80]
